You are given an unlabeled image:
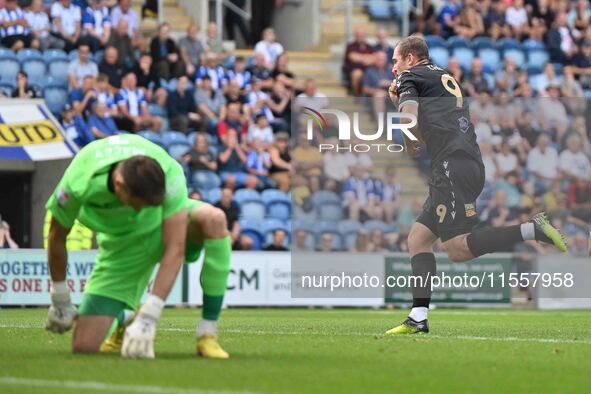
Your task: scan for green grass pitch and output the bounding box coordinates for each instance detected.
[1,308,591,393]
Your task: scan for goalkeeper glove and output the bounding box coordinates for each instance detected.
[45,281,77,334]
[121,294,164,359]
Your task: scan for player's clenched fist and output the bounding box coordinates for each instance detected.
[388,79,398,103]
[121,295,164,359]
[45,282,77,334]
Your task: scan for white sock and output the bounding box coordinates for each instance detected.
[520,222,535,241]
[409,307,428,322]
[197,319,218,337]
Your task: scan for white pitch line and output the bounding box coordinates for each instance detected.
[1,324,591,345]
[0,377,259,394]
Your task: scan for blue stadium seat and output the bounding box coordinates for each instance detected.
[240,218,263,233]
[447,36,470,48]
[39,75,67,89]
[497,37,519,49]
[21,59,47,85]
[0,47,15,58]
[478,48,501,73]
[239,219,264,250]
[292,204,317,222]
[292,219,316,236]
[234,189,261,205]
[0,83,13,96]
[526,65,543,76]
[316,201,343,221]
[261,189,289,204]
[262,218,289,245]
[310,190,340,206]
[246,56,255,68]
[262,190,291,221]
[503,48,526,68]
[429,46,449,68]
[241,200,266,220]
[521,39,545,50]
[16,48,42,62]
[43,85,68,114]
[472,36,495,50]
[222,55,235,69]
[192,170,221,190]
[48,58,70,84]
[161,130,189,147]
[367,0,391,19]
[338,219,363,235]
[452,47,474,71]
[0,57,20,83]
[93,50,104,64]
[483,72,495,88]
[138,130,163,146]
[43,49,68,62]
[553,63,564,75]
[526,49,550,69]
[167,143,191,159]
[199,188,221,204]
[187,131,198,146]
[364,220,389,233]
[424,35,446,48]
[68,50,79,61]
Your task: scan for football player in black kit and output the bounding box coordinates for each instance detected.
[385,35,567,334]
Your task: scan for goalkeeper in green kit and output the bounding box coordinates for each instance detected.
[44,134,231,359]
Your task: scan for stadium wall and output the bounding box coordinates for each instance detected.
[273,0,320,50]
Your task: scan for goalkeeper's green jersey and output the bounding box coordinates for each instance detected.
[46,134,187,236]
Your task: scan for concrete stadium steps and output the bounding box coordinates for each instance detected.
[130,0,192,36]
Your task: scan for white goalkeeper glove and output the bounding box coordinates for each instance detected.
[121,294,164,359]
[45,281,77,334]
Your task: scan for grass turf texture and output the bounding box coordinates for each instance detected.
[1,308,590,393]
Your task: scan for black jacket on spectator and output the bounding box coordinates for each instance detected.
[99,62,123,89]
[167,90,196,118]
[546,27,576,64]
[133,63,161,91]
[149,37,179,63]
[214,200,240,231]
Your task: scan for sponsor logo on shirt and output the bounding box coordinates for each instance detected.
[57,187,70,206]
[465,203,476,217]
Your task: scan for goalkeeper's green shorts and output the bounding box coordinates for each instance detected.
[78,293,129,317]
[81,199,205,314]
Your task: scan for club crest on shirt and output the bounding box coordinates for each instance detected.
[458,116,469,134]
[57,187,70,206]
[465,203,476,217]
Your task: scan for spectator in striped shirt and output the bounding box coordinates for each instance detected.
[246,137,272,186]
[25,0,64,51]
[50,0,82,52]
[0,0,32,51]
[115,70,162,132]
[82,0,111,52]
[195,52,228,91]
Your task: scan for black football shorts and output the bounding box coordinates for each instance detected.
[416,151,485,242]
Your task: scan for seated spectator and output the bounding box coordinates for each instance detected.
[271,53,296,90]
[195,75,227,134]
[397,197,424,235]
[317,232,335,252]
[323,139,350,187]
[51,0,82,52]
[546,12,578,64]
[95,73,117,115]
[495,171,522,208]
[218,101,248,143]
[107,19,135,69]
[350,229,370,252]
[150,22,183,80]
[218,128,249,187]
[247,113,274,146]
[82,0,111,52]
[292,229,309,251]
[248,52,274,90]
[295,79,329,112]
[0,220,19,249]
[292,133,323,178]
[532,62,561,95]
[537,83,568,141]
[343,26,375,96]
[437,0,461,38]
[115,70,162,132]
[495,58,518,95]
[254,27,283,69]
[463,58,489,97]
[246,138,272,184]
[61,103,92,147]
[204,21,229,62]
[26,0,62,50]
[369,229,388,252]
[246,78,275,124]
[87,101,118,139]
[362,51,391,117]
[214,188,242,249]
[569,232,589,257]
[344,138,373,173]
[133,52,161,101]
[263,229,288,251]
[377,166,401,223]
[70,74,96,116]
[559,133,591,181]
[495,140,519,177]
[98,46,124,89]
[527,133,559,193]
[228,56,252,91]
[571,40,591,90]
[343,165,382,222]
[483,189,519,228]
[110,0,138,39]
[196,52,228,91]
[505,0,528,39]
[0,0,32,51]
[480,139,498,184]
[12,71,41,99]
[179,23,205,77]
[455,2,484,39]
[268,131,292,193]
[68,43,98,89]
[373,28,394,61]
[180,132,217,172]
[268,81,292,131]
[567,178,591,222]
[167,75,200,133]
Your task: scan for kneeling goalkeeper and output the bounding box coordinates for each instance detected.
[45,134,231,359]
